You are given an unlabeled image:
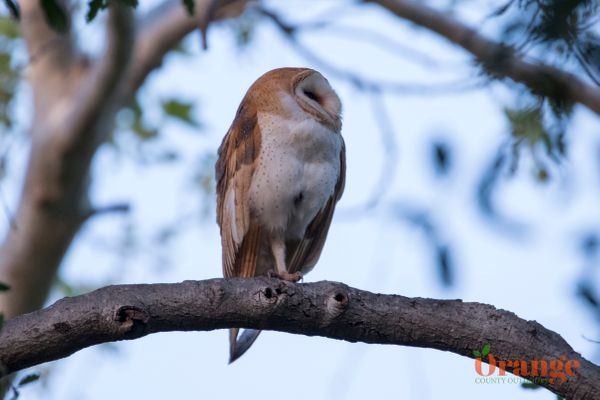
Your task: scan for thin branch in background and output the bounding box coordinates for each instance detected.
[280,0,454,73]
[0,184,16,231]
[476,142,529,237]
[257,6,485,95]
[582,335,600,344]
[484,0,516,19]
[286,0,356,28]
[361,92,398,210]
[297,23,445,70]
[83,203,131,221]
[334,92,399,218]
[290,34,482,94]
[574,42,600,86]
[2,0,19,19]
[392,202,455,287]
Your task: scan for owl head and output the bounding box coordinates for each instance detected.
[244,67,342,132]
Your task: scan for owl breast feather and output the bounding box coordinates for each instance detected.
[248,112,342,239]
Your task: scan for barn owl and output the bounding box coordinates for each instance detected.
[215,67,346,363]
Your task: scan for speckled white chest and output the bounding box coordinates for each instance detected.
[249,99,342,239]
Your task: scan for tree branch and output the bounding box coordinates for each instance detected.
[0,278,598,399]
[63,2,134,146]
[19,0,75,111]
[368,0,600,116]
[125,0,248,97]
[258,6,483,95]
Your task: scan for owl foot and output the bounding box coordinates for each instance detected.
[267,270,303,282]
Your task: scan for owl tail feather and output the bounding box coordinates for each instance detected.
[229,328,262,363]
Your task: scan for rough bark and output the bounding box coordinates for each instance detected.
[0,278,597,399]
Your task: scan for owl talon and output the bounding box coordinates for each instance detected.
[277,271,303,282]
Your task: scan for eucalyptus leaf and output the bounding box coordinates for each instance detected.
[161,99,199,127]
[182,0,194,15]
[18,373,40,387]
[40,0,69,33]
[86,0,107,22]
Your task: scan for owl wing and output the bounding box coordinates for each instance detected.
[215,99,262,279]
[287,139,346,274]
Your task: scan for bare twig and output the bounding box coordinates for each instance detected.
[64,3,134,146]
[125,0,248,97]
[83,203,131,221]
[337,93,399,218]
[299,24,446,70]
[258,6,483,95]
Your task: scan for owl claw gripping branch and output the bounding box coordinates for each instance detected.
[215,68,346,362]
[267,269,303,282]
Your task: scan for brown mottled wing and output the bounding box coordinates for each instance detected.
[287,139,346,274]
[215,99,262,279]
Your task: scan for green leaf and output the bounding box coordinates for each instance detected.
[161,99,199,127]
[18,373,40,387]
[132,120,158,140]
[504,106,546,146]
[117,0,138,7]
[86,0,107,22]
[86,0,137,22]
[119,97,160,142]
[482,343,491,356]
[472,350,481,358]
[40,0,69,33]
[0,314,4,330]
[0,282,10,291]
[182,0,194,15]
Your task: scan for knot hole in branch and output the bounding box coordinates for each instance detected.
[260,286,282,304]
[115,306,150,338]
[321,288,349,326]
